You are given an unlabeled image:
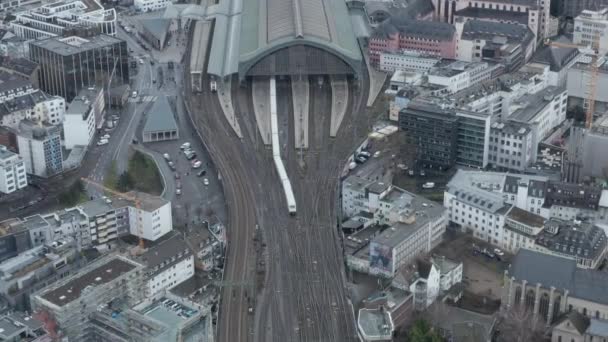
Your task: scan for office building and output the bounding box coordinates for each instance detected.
[528,36,581,87]
[574,8,608,53]
[0,145,27,194]
[379,51,440,73]
[455,109,492,168]
[554,0,608,18]
[16,120,63,178]
[488,121,536,172]
[29,35,128,102]
[10,0,117,40]
[31,255,146,340]
[567,57,608,114]
[399,103,459,170]
[139,234,194,296]
[502,249,608,325]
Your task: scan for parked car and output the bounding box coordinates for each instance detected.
[355,156,367,164]
[203,178,209,186]
[192,160,202,169]
[358,151,371,158]
[494,248,505,257]
[408,170,415,176]
[101,134,110,140]
[163,153,170,161]
[422,182,435,189]
[176,188,181,195]
[180,142,191,150]
[97,139,109,146]
[420,170,426,177]
[197,170,207,177]
[168,161,176,170]
[175,173,180,179]
[176,181,182,189]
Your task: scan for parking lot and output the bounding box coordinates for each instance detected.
[433,231,510,302]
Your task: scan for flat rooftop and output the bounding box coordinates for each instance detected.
[40,257,137,307]
[30,35,123,56]
[506,206,545,228]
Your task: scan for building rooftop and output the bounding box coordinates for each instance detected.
[143,96,178,134]
[140,233,191,276]
[0,145,18,162]
[536,219,606,260]
[454,6,529,25]
[373,16,455,41]
[510,249,608,305]
[358,308,393,340]
[490,120,531,137]
[462,19,534,47]
[0,71,32,95]
[532,36,579,72]
[345,224,384,257]
[30,34,124,56]
[0,316,25,338]
[0,57,38,77]
[542,181,602,211]
[16,120,61,140]
[139,18,171,42]
[40,256,138,307]
[78,191,168,216]
[0,90,60,119]
[506,206,545,228]
[509,86,565,123]
[431,306,496,342]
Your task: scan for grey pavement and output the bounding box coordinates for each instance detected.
[330,75,349,137]
[251,77,271,145]
[363,50,387,107]
[216,78,243,138]
[291,76,309,149]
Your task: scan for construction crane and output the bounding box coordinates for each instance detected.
[545,33,601,129]
[81,177,146,251]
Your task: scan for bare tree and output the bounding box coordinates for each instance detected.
[497,305,546,342]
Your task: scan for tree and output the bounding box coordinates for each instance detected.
[496,305,546,342]
[116,172,134,192]
[408,319,444,342]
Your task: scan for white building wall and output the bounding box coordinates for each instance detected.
[379,52,440,72]
[16,135,46,177]
[134,0,174,12]
[129,201,173,241]
[63,110,95,149]
[33,97,65,125]
[444,192,506,245]
[0,152,27,194]
[147,255,194,296]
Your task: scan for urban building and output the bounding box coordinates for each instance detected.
[186,224,224,271]
[433,0,551,41]
[0,240,80,311]
[29,35,128,103]
[63,90,99,149]
[16,120,63,178]
[9,0,117,40]
[568,113,608,181]
[0,57,39,88]
[488,120,536,172]
[369,16,457,66]
[0,90,65,128]
[0,218,35,263]
[77,191,172,246]
[552,311,608,342]
[343,176,447,278]
[0,32,29,60]
[88,294,213,342]
[134,0,174,13]
[378,51,440,73]
[0,145,27,194]
[139,234,194,297]
[0,0,41,13]
[430,305,497,342]
[399,103,459,170]
[392,255,463,310]
[574,8,608,53]
[502,249,608,325]
[528,36,581,87]
[427,60,498,94]
[142,96,179,143]
[455,109,492,168]
[357,308,394,342]
[567,55,608,114]
[0,71,35,102]
[31,255,146,340]
[0,311,46,341]
[554,0,608,18]
[455,19,536,70]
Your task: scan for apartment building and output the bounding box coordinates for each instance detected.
[139,234,194,297]
[574,8,608,53]
[63,87,103,148]
[0,90,65,128]
[134,0,174,13]
[29,35,128,103]
[427,60,497,94]
[16,120,63,178]
[488,120,536,172]
[379,51,440,73]
[10,0,117,40]
[0,145,27,194]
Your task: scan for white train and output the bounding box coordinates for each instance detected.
[270,77,297,215]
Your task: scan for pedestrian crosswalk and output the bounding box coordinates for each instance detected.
[127,95,157,103]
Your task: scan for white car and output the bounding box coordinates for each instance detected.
[203,178,209,186]
[181,142,191,150]
[422,182,435,189]
[163,153,170,161]
[192,160,202,169]
[97,139,109,146]
[101,134,110,140]
[493,248,505,256]
[176,188,181,195]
